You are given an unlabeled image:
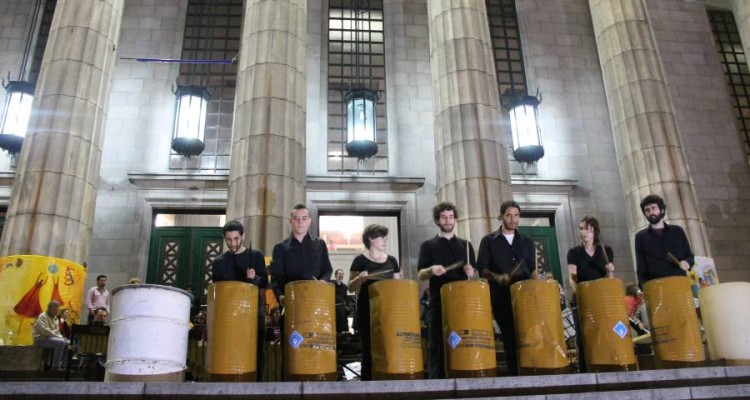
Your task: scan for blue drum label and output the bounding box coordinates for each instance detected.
[613,321,628,339]
[447,331,462,349]
[289,330,304,349]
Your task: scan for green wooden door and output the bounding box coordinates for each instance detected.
[518,226,563,285]
[147,227,224,298]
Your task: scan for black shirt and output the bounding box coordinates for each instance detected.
[417,235,476,301]
[635,223,694,287]
[476,229,535,285]
[349,254,400,325]
[211,248,268,288]
[269,234,333,293]
[566,245,613,283]
[333,281,348,305]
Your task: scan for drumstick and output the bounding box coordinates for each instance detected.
[349,268,393,283]
[667,252,682,268]
[601,243,614,278]
[443,261,464,273]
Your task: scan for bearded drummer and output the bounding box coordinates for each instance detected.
[476,200,535,376]
[635,194,694,288]
[417,202,476,379]
[211,220,269,380]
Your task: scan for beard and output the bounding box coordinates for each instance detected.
[439,223,454,233]
[647,212,665,225]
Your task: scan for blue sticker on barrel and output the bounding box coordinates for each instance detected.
[289,330,304,349]
[447,331,462,349]
[613,321,628,339]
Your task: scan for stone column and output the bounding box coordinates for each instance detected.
[588,0,710,255]
[0,0,124,263]
[427,0,513,241]
[226,0,307,254]
[732,0,750,71]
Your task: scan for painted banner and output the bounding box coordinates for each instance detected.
[0,255,87,345]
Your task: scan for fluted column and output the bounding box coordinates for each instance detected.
[0,0,123,263]
[589,0,710,255]
[427,0,513,241]
[226,0,307,254]
[732,0,750,71]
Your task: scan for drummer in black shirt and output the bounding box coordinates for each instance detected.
[417,202,476,379]
[269,204,333,299]
[566,214,615,372]
[210,220,268,380]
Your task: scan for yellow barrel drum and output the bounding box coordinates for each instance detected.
[577,278,637,372]
[284,280,337,381]
[699,282,750,365]
[511,279,569,375]
[206,281,258,381]
[441,280,496,378]
[643,276,705,368]
[369,279,424,380]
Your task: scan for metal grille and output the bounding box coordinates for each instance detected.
[708,10,750,159]
[173,0,242,171]
[485,0,527,106]
[160,241,181,285]
[327,0,388,174]
[202,240,222,296]
[27,0,56,84]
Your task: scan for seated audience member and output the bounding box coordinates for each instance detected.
[91,308,109,326]
[32,300,70,369]
[58,308,72,339]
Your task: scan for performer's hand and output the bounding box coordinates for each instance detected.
[605,262,615,273]
[464,264,475,279]
[246,268,256,280]
[679,260,691,271]
[431,265,446,277]
[497,273,510,285]
[359,270,368,281]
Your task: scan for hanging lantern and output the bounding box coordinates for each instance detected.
[344,86,378,160]
[171,85,210,157]
[0,81,35,155]
[507,95,544,164]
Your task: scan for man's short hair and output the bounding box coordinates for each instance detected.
[96,275,107,281]
[362,224,389,249]
[47,300,60,310]
[432,202,458,225]
[335,269,344,275]
[290,203,309,218]
[640,194,666,213]
[500,200,521,216]
[223,220,244,236]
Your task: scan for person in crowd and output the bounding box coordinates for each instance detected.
[566,214,615,372]
[86,275,109,325]
[635,194,695,288]
[58,308,72,339]
[91,308,109,326]
[210,220,268,380]
[32,300,70,369]
[477,200,535,376]
[349,224,401,381]
[417,202,475,379]
[332,269,350,334]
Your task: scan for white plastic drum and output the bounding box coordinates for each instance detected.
[699,282,750,365]
[105,284,193,381]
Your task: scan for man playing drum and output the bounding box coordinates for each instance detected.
[477,200,535,376]
[635,194,694,288]
[417,202,476,379]
[211,220,268,380]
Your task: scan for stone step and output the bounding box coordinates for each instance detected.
[0,366,748,399]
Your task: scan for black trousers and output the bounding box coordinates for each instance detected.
[427,298,446,379]
[490,283,518,376]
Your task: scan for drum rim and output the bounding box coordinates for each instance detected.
[111,283,194,300]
